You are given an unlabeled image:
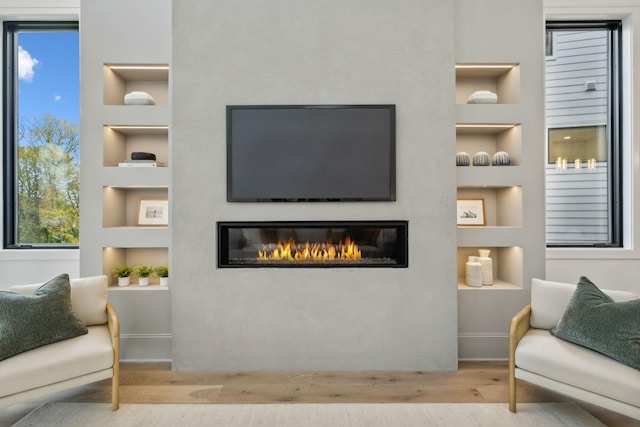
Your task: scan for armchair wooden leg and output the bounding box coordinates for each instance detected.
[509,369,516,413]
[112,371,120,410]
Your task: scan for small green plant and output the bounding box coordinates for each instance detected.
[154,264,169,278]
[113,264,133,278]
[136,264,152,278]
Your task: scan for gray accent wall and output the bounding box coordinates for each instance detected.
[171,0,459,370]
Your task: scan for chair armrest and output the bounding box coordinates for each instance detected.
[509,304,531,354]
[508,304,531,412]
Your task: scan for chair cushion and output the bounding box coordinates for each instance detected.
[10,275,108,326]
[0,274,88,361]
[551,276,640,370]
[530,278,638,329]
[516,329,640,407]
[0,325,113,398]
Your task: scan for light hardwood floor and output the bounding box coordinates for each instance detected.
[1,361,638,426]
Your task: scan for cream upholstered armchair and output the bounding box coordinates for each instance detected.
[0,274,120,410]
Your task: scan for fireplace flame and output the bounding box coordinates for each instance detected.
[258,237,361,261]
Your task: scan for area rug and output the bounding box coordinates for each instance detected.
[14,402,604,427]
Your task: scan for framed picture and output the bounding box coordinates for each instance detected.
[137,198,169,226]
[457,199,485,226]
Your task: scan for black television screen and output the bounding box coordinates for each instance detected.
[226,105,396,202]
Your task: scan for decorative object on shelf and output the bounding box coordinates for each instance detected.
[465,256,483,287]
[457,199,485,226]
[136,265,152,287]
[124,91,155,105]
[131,152,156,161]
[478,249,493,286]
[492,151,510,166]
[154,264,169,287]
[137,198,169,226]
[466,90,497,104]
[456,152,470,166]
[113,264,133,287]
[472,151,491,166]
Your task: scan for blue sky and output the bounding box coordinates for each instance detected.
[18,31,79,124]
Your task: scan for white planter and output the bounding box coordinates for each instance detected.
[159,276,169,287]
[138,276,150,287]
[118,276,130,287]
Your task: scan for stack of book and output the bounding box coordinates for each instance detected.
[118,160,167,167]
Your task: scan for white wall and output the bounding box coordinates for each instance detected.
[0,0,80,290]
[544,0,640,293]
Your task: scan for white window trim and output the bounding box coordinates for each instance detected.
[0,2,79,264]
[544,2,639,260]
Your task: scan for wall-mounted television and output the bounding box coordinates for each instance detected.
[226,105,396,202]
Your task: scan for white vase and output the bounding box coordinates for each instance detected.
[118,276,130,287]
[478,249,493,286]
[159,276,169,287]
[138,276,150,287]
[465,257,482,287]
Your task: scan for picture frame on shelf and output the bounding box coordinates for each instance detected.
[457,199,485,226]
[136,198,169,226]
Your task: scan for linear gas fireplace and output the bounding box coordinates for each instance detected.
[218,221,408,268]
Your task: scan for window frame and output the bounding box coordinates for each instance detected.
[545,20,623,248]
[2,20,79,249]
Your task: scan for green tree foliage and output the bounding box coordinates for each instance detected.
[17,114,79,244]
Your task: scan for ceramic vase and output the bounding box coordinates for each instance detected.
[478,249,493,286]
[465,256,483,287]
[118,276,130,287]
[159,276,169,287]
[492,151,511,166]
[473,151,491,166]
[138,276,150,287]
[456,152,470,166]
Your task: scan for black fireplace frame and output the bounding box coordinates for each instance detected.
[217,220,408,268]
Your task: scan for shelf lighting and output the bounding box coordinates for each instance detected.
[455,63,517,70]
[456,123,517,129]
[106,64,169,71]
[107,125,169,131]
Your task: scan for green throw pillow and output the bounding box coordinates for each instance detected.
[551,276,640,371]
[0,273,88,361]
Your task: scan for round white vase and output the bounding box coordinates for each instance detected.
[159,276,169,287]
[465,256,482,287]
[478,249,493,286]
[118,276,130,287]
[138,276,150,287]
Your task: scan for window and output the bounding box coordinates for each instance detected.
[545,21,622,247]
[3,22,79,248]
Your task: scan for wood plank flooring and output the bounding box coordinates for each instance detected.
[1,361,638,426]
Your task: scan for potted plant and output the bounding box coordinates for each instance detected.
[113,264,133,287]
[154,264,169,286]
[136,264,152,287]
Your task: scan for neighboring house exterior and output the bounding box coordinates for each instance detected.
[545,29,610,244]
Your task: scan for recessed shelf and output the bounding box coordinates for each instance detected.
[103,246,168,287]
[103,125,169,167]
[455,63,520,104]
[457,186,522,227]
[103,64,169,106]
[103,186,168,228]
[456,246,523,289]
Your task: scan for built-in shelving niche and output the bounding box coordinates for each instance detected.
[456,123,521,167]
[457,246,523,290]
[102,186,168,228]
[103,64,169,106]
[455,63,520,104]
[103,125,169,167]
[103,247,168,287]
[457,186,522,228]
